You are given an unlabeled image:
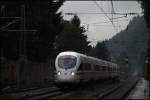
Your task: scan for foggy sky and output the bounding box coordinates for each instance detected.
[58,1,143,46]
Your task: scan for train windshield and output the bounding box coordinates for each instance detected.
[58,55,77,69]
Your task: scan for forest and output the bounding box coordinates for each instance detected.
[106,16,149,75]
[1,0,149,80]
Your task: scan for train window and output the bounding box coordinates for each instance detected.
[94,65,100,71]
[78,63,91,71]
[116,68,118,72]
[110,68,112,71]
[78,63,83,71]
[82,63,91,70]
[102,66,106,71]
[110,67,112,71]
[112,68,114,72]
[115,68,117,72]
[108,67,111,72]
[115,68,117,71]
[58,55,77,69]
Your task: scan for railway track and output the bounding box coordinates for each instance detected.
[2,86,62,100]
[94,77,139,99]
[1,77,139,100]
[50,76,139,100]
[1,81,54,94]
[26,89,69,100]
[50,79,121,100]
[103,77,138,99]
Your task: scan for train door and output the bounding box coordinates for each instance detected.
[77,63,91,81]
[77,63,84,81]
[82,63,91,81]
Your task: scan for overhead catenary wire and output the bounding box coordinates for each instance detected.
[64,1,141,32]
[93,0,118,32]
[64,12,139,15]
[91,19,129,25]
[0,18,22,30]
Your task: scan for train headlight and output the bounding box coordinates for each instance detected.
[71,72,75,76]
[57,71,61,75]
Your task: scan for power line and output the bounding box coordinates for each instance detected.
[93,0,118,32]
[0,18,22,30]
[91,19,128,24]
[64,1,140,32]
[64,12,139,15]
[110,15,127,20]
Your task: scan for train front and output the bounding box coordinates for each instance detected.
[54,52,79,85]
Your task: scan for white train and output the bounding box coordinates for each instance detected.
[54,51,120,85]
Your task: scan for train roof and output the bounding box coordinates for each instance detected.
[57,51,82,57]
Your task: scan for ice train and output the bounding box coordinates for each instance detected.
[54,51,120,85]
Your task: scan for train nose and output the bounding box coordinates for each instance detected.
[55,71,77,83]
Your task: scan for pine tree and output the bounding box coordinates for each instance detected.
[89,41,111,61]
[54,15,91,55]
